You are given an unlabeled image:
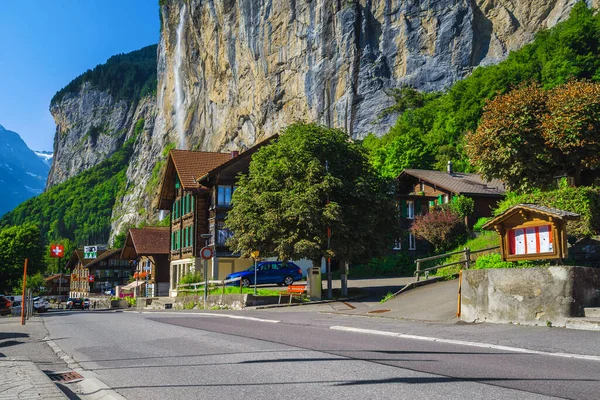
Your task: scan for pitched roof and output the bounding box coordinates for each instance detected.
[482,203,580,229]
[170,150,232,190]
[399,169,505,196]
[124,227,170,256]
[66,249,119,270]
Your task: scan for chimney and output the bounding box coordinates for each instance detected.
[447,160,453,175]
[231,151,239,159]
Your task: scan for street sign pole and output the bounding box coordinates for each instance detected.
[20,259,28,325]
[251,251,259,296]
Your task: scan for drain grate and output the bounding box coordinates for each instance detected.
[367,309,391,314]
[46,371,84,383]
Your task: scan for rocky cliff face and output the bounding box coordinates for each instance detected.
[47,83,155,186]
[157,0,596,151]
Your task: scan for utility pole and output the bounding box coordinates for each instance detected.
[20,259,28,325]
[326,160,332,300]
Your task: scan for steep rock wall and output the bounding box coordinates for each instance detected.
[47,83,156,187]
[157,0,594,152]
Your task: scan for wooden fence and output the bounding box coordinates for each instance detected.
[414,246,500,281]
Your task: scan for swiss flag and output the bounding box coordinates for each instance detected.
[88,275,95,283]
[50,244,65,258]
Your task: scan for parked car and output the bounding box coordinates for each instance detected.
[0,295,12,316]
[83,298,90,310]
[66,298,84,310]
[32,297,47,313]
[226,261,303,287]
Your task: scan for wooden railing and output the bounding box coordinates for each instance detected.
[177,276,242,294]
[414,246,500,281]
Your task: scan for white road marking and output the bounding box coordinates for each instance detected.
[141,311,281,324]
[330,326,600,362]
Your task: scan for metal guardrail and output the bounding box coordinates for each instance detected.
[414,246,500,281]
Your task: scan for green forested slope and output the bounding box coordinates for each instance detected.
[0,137,135,246]
[365,2,600,177]
[51,44,157,105]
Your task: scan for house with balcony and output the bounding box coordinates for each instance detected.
[66,249,132,297]
[396,163,505,252]
[157,138,274,296]
[120,227,170,297]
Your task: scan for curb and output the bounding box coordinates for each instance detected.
[253,294,368,310]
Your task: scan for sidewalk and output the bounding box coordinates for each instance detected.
[0,357,67,400]
[0,316,68,400]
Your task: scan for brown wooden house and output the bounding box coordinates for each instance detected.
[120,227,170,297]
[66,249,132,297]
[157,138,275,296]
[396,164,505,252]
[44,273,70,299]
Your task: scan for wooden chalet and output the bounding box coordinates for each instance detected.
[66,249,132,297]
[157,139,275,296]
[120,227,170,297]
[44,273,70,299]
[396,163,505,251]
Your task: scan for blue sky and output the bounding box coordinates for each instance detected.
[0,1,160,151]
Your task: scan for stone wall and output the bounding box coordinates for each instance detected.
[461,266,600,326]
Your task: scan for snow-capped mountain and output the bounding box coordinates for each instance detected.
[0,124,50,216]
[34,150,53,166]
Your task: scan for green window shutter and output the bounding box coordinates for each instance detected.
[415,200,421,215]
[186,227,190,247]
[452,195,457,203]
[429,200,434,208]
[171,232,174,250]
[400,200,407,218]
[437,195,443,205]
[191,195,195,212]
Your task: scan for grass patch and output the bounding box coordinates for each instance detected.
[432,232,500,278]
[177,286,283,297]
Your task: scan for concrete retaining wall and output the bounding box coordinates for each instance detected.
[461,266,600,326]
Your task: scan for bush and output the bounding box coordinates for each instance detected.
[473,217,491,232]
[179,271,204,285]
[450,195,474,220]
[473,253,545,270]
[349,252,416,278]
[411,208,468,252]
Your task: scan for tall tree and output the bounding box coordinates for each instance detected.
[542,80,600,185]
[0,223,45,293]
[465,83,554,190]
[226,123,400,294]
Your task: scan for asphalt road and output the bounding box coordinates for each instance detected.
[39,310,600,400]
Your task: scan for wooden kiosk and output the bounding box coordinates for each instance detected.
[482,204,580,261]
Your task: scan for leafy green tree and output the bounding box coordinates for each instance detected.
[466,83,554,190]
[225,122,400,271]
[367,2,600,177]
[12,272,47,296]
[542,80,600,185]
[0,223,45,293]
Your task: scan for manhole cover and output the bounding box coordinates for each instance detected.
[367,309,391,314]
[46,371,84,383]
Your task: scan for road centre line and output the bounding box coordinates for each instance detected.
[142,311,281,324]
[330,326,600,362]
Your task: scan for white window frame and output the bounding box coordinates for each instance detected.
[406,200,415,220]
[408,233,416,250]
[393,238,402,250]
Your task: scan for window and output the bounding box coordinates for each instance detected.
[393,239,401,250]
[217,186,233,206]
[408,233,416,250]
[406,201,415,219]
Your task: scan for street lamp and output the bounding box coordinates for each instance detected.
[200,233,212,307]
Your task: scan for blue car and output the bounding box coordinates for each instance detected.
[226,261,303,287]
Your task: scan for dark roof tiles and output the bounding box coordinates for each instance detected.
[400,169,505,196]
[128,227,170,255]
[170,150,232,189]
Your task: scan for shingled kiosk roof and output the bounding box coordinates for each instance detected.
[158,150,233,210]
[121,227,170,260]
[482,203,580,230]
[399,169,505,196]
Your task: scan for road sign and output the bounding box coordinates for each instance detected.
[50,244,65,258]
[84,246,97,259]
[251,250,260,259]
[200,246,213,260]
